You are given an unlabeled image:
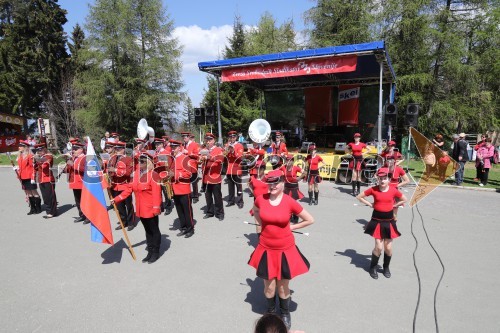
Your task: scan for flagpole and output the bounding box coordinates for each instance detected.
[106,186,137,260]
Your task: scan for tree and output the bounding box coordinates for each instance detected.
[0,0,68,117]
[75,0,183,142]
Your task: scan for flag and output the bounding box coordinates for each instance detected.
[338,85,360,125]
[81,137,114,244]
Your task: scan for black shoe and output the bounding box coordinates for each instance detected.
[43,214,54,219]
[217,216,224,221]
[106,204,114,211]
[369,267,378,279]
[148,253,159,264]
[203,214,214,219]
[192,198,199,204]
[164,209,172,216]
[177,230,188,237]
[237,203,244,209]
[74,216,85,223]
[127,224,136,231]
[249,193,254,197]
[226,202,235,207]
[83,219,91,225]
[184,230,194,238]
[314,200,318,205]
[383,266,391,278]
[308,200,313,206]
[142,252,152,263]
[115,225,123,230]
[281,313,291,330]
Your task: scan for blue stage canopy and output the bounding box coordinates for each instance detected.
[198,41,396,91]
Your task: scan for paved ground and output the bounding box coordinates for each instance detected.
[0,168,499,333]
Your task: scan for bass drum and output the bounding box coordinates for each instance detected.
[335,155,352,184]
[360,155,384,185]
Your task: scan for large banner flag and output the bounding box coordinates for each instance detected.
[338,85,360,126]
[81,137,114,245]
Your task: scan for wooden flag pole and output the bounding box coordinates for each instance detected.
[107,188,137,260]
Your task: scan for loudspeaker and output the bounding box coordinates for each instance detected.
[205,107,215,124]
[405,103,419,127]
[384,103,397,126]
[194,108,205,125]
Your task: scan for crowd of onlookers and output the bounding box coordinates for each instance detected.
[0,127,19,136]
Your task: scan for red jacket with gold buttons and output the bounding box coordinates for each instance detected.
[202,146,224,184]
[171,153,191,195]
[35,154,55,183]
[107,154,133,191]
[17,153,35,181]
[65,154,86,190]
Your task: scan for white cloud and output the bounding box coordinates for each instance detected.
[173,24,233,75]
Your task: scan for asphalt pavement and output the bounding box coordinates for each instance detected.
[0,168,499,333]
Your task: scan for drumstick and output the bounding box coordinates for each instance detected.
[243,221,309,236]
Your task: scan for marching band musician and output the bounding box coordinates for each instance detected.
[111,152,163,264]
[110,132,120,142]
[226,130,245,208]
[247,144,266,197]
[154,137,174,215]
[305,145,324,206]
[107,141,136,231]
[33,143,57,218]
[169,140,195,238]
[15,140,42,215]
[381,140,404,165]
[101,140,116,173]
[133,138,147,165]
[346,133,367,196]
[281,154,305,222]
[200,133,225,221]
[64,140,89,224]
[270,131,288,170]
[181,132,201,203]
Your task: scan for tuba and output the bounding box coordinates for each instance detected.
[248,119,271,145]
[137,118,155,143]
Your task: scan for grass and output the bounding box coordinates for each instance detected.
[0,152,67,167]
[405,159,500,190]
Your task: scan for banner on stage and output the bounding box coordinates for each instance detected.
[338,85,360,126]
[221,55,357,82]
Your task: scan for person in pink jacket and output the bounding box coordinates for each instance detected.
[476,138,495,186]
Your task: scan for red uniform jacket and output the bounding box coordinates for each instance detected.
[226,142,244,175]
[66,154,86,189]
[35,154,55,183]
[172,153,192,195]
[248,147,266,176]
[107,154,133,191]
[17,153,35,181]
[271,141,288,156]
[202,146,224,184]
[114,170,162,218]
[184,140,200,174]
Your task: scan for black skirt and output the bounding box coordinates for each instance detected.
[21,179,37,190]
[364,210,401,239]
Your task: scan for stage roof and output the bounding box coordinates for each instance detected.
[198,41,396,91]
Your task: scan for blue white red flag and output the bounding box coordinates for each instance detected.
[81,137,114,244]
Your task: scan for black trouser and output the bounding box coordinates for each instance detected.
[205,183,224,218]
[174,194,194,232]
[190,172,199,198]
[226,174,243,205]
[72,189,85,218]
[40,182,57,216]
[111,188,134,226]
[141,216,161,251]
[481,168,490,185]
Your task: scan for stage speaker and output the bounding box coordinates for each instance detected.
[194,107,205,125]
[205,107,215,124]
[405,103,419,127]
[384,103,397,126]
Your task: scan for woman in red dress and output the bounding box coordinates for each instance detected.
[385,156,410,221]
[346,133,366,196]
[248,170,314,330]
[380,140,404,165]
[15,140,42,215]
[356,168,407,279]
[304,145,324,205]
[281,154,305,223]
[111,152,163,264]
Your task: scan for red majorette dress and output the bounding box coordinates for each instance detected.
[305,154,323,184]
[248,194,310,280]
[363,186,403,239]
[281,165,304,199]
[348,142,366,171]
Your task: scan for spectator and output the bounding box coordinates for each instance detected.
[473,134,487,181]
[432,134,445,152]
[422,144,436,181]
[451,133,469,186]
[438,151,451,181]
[238,132,245,143]
[476,138,495,186]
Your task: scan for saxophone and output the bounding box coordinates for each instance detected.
[163,176,174,200]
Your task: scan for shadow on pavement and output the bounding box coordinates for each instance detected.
[244,233,259,248]
[243,277,298,314]
[101,234,171,264]
[333,186,355,196]
[355,219,369,228]
[56,203,74,216]
[335,249,371,272]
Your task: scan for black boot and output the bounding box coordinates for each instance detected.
[279,296,291,330]
[308,191,313,205]
[34,197,42,214]
[148,248,160,264]
[266,295,276,313]
[142,246,152,263]
[27,197,35,215]
[369,252,380,279]
[352,182,357,196]
[357,181,361,195]
[314,191,319,205]
[383,253,392,278]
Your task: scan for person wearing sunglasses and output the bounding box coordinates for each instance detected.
[356,168,407,279]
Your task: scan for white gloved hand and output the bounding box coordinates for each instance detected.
[30,179,36,184]
[13,166,19,171]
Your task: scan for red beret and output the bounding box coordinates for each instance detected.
[275,131,282,137]
[169,139,182,147]
[180,132,191,137]
[153,137,164,143]
[33,143,47,151]
[135,138,146,143]
[113,141,126,147]
[263,170,284,183]
[308,145,316,151]
[228,130,237,136]
[111,132,119,137]
[18,140,29,146]
[205,133,216,140]
[388,140,396,146]
[139,152,155,161]
[377,168,389,177]
[354,133,361,138]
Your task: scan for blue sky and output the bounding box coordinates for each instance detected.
[58,0,314,108]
